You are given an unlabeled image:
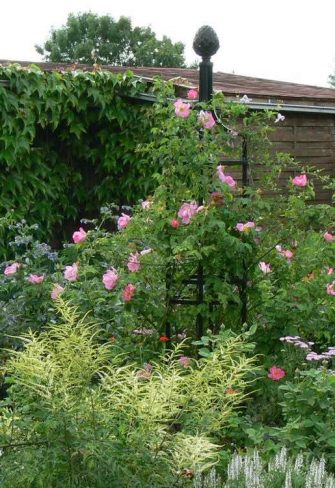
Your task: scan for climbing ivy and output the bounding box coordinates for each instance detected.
[0,64,157,249]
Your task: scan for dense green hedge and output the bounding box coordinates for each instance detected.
[0,65,157,248]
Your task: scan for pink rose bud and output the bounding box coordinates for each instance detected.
[123,283,136,302]
[292,174,308,187]
[187,88,198,100]
[72,227,87,244]
[4,262,21,276]
[117,213,131,230]
[28,274,45,284]
[64,263,78,282]
[103,268,118,290]
[171,218,181,229]
[324,232,334,242]
[51,283,64,300]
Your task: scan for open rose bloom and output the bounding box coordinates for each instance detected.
[103,268,119,290]
[4,262,21,276]
[117,213,131,230]
[292,174,308,187]
[64,263,78,282]
[72,227,87,244]
[177,202,199,224]
[268,366,286,381]
[173,99,191,118]
[28,274,45,284]
[217,165,237,188]
[51,283,64,300]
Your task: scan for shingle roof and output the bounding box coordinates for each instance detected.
[1,60,335,105]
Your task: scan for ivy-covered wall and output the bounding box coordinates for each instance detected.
[0,65,156,246]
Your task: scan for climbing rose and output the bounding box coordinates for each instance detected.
[217,165,237,188]
[117,213,131,230]
[327,281,335,296]
[72,227,87,244]
[259,262,271,274]
[198,110,216,129]
[123,283,136,302]
[103,268,118,290]
[236,222,255,232]
[64,263,78,282]
[179,356,191,368]
[324,232,334,242]
[292,174,308,187]
[4,262,20,276]
[127,252,141,272]
[187,88,198,100]
[171,218,181,228]
[28,274,45,284]
[51,283,64,300]
[177,202,198,224]
[174,99,191,118]
[268,366,286,381]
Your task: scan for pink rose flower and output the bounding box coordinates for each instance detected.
[217,165,237,188]
[268,366,286,381]
[4,262,21,276]
[178,202,199,224]
[123,283,136,302]
[51,283,64,300]
[171,218,181,229]
[276,245,294,261]
[324,232,334,242]
[174,99,191,118]
[103,268,119,290]
[72,227,87,244]
[127,252,141,273]
[187,88,198,100]
[236,221,255,233]
[64,263,78,282]
[28,274,45,284]
[327,281,335,296]
[198,110,216,129]
[117,213,131,230]
[259,262,271,274]
[178,356,191,368]
[327,268,334,275]
[292,174,308,187]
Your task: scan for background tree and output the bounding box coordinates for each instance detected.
[35,12,186,67]
[329,72,335,87]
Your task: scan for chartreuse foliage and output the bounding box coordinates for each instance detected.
[0,64,156,252]
[0,300,257,487]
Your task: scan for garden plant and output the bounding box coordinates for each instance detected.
[0,78,334,486]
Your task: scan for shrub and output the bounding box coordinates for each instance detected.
[0,300,257,487]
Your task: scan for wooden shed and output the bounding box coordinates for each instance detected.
[2,61,335,203]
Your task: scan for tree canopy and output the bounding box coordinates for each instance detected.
[35,12,186,67]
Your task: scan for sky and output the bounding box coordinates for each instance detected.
[1,0,335,88]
